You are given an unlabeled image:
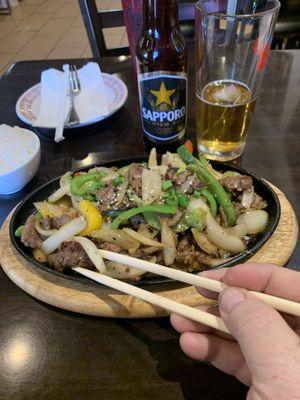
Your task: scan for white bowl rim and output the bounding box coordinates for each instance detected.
[0,126,41,178]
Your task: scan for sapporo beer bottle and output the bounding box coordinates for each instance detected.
[136,0,188,153]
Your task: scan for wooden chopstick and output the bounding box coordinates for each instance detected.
[99,250,300,318]
[72,266,230,334]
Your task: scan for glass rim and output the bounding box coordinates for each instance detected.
[195,0,281,19]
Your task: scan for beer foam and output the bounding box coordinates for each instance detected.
[212,84,242,103]
[199,80,252,107]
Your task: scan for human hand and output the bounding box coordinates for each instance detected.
[171,263,300,399]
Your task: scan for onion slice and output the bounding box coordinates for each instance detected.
[48,184,70,203]
[241,187,254,209]
[33,248,47,263]
[209,257,233,267]
[73,236,106,273]
[60,171,71,187]
[123,228,166,248]
[41,216,86,255]
[103,261,146,279]
[137,224,159,239]
[91,228,139,253]
[191,228,218,256]
[149,165,168,176]
[206,213,246,254]
[34,201,63,218]
[237,210,269,234]
[161,220,176,266]
[161,152,186,169]
[142,169,162,205]
[226,223,248,239]
[101,171,118,184]
[148,147,157,167]
[188,197,245,254]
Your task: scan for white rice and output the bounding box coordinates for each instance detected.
[0,124,38,175]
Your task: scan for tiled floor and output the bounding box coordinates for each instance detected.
[0,0,128,75]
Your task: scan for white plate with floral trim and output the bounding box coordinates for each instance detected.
[15,73,128,129]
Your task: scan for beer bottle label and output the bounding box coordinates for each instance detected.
[137,71,187,142]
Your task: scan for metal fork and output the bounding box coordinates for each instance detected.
[65,65,81,126]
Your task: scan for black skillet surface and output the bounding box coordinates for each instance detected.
[9,156,281,286]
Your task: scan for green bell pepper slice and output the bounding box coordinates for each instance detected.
[70,172,106,196]
[111,204,177,229]
[201,188,217,217]
[15,225,24,237]
[143,212,160,230]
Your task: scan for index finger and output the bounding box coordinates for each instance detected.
[223,262,300,302]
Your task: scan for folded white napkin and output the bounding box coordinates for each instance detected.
[33,62,110,128]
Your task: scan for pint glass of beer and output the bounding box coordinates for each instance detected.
[195,0,280,161]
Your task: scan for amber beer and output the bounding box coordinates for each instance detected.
[196,80,256,161]
[194,0,280,161]
[136,0,187,153]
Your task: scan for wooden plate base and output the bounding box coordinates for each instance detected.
[0,185,298,318]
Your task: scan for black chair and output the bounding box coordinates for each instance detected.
[0,0,11,15]
[272,0,300,49]
[78,0,196,58]
[79,0,300,57]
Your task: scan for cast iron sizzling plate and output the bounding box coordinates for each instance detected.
[10,156,281,286]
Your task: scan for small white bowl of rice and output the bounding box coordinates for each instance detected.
[0,124,40,194]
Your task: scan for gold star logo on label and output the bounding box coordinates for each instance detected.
[150,82,176,106]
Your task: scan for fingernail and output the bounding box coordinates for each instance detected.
[219,287,246,314]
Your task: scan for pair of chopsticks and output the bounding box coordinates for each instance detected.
[73,251,300,334]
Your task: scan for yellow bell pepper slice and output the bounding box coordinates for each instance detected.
[78,200,102,236]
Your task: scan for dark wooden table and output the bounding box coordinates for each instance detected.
[0,50,299,399]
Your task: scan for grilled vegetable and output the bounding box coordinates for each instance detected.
[15,225,24,237]
[201,188,217,217]
[70,172,106,196]
[111,204,177,229]
[78,200,102,236]
[184,208,206,231]
[190,165,236,226]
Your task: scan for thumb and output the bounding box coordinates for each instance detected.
[219,287,300,376]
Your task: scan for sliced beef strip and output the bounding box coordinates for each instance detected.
[166,166,203,194]
[165,166,176,181]
[166,167,189,185]
[128,163,143,196]
[47,241,94,273]
[130,248,161,261]
[233,201,244,216]
[182,175,203,194]
[95,185,118,212]
[141,246,162,255]
[99,242,123,253]
[219,175,253,193]
[175,237,216,270]
[95,185,132,212]
[39,215,52,230]
[233,192,267,216]
[52,214,72,228]
[39,214,72,230]
[251,193,267,210]
[21,215,42,248]
[166,209,185,227]
[130,214,145,230]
